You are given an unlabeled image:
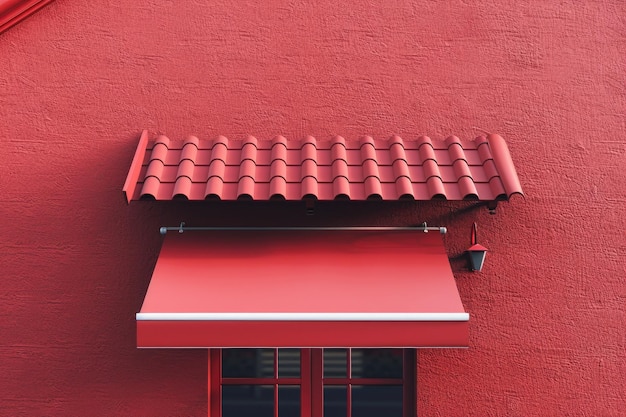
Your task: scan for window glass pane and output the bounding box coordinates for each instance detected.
[278,385,300,417]
[222,385,274,417]
[324,348,347,378]
[278,348,300,378]
[352,385,402,417]
[222,349,275,378]
[351,349,403,378]
[324,385,347,417]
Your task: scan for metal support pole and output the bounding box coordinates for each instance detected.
[159,222,447,235]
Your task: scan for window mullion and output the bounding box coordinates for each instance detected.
[221,377,300,385]
[347,348,352,417]
[274,348,278,417]
[209,349,221,417]
[311,349,323,417]
[301,349,312,417]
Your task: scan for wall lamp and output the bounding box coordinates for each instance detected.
[467,222,488,272]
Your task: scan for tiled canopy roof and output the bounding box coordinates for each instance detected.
[123,130,523,202]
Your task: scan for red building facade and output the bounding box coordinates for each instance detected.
[1,1,624,416]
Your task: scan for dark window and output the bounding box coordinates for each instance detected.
[210,348,416,417]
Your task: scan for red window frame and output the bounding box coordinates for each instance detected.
[208,348,417,417]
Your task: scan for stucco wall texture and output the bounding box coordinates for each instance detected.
[1,1,624,416]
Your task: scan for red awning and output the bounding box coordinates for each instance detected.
[123,130,523,202]
[137,229,469,348]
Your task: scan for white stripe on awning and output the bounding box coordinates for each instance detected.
[136,312,470,321]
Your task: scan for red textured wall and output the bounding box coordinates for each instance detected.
[1,1,624,416]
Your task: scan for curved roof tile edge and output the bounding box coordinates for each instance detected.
[0,0,55,34]
[486,134,524,198]
[122,130,150,203]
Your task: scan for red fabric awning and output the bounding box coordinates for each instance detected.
[123,130,523,202]
[137,229,469,348]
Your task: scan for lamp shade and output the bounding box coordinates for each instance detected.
[467,243,487,271]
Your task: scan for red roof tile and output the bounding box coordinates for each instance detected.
[123,130,523,202]
[0,0,55,34]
